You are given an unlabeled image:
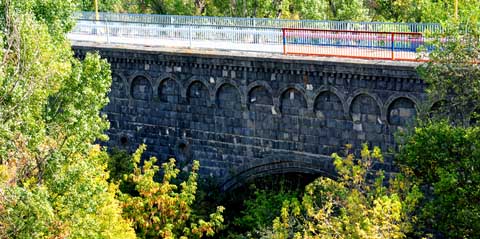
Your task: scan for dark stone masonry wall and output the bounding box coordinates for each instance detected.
[73,45,427,190]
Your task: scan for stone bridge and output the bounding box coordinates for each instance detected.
[73,42,427,190]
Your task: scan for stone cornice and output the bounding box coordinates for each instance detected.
[72,43,421,80]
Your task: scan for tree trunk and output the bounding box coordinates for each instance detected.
[328,0,337,18]
[195,0,207,15]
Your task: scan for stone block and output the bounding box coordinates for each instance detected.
[353,123,363,131]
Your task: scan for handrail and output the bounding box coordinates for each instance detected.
[281,28,427,61]
[68,13,435,62]
[73,11,442,33]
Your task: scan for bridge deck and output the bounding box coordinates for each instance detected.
[69,14,436,62]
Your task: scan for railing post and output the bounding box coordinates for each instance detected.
[105,19,110,44]
[188,24,192,48]
[282,28,286,54]
[391,32,395,60]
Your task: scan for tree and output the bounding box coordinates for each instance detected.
[417,23,480,125]
[119,145,224,239]
[270,145,421,239]
[396,122,480,238]
[396,18,480,238]
[79,0,123,12]
[0,0,135,237]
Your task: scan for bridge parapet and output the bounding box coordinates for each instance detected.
[69,12,441,62]
[73,42,428,189]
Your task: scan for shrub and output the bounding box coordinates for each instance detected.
[397,122,480,238]
[271,145,421,239]
[119,145,224,239]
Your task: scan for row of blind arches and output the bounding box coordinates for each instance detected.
[112,75,419,127]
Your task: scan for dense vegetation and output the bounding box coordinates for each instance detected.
[81,0,480,23]
[271,145,421,239]
[1,0,479,238]
[0,0,135,237]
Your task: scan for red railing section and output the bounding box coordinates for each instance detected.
[282,28,427,61]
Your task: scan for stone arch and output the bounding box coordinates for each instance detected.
[186,80,211,139]
[109,73,128,99]
[347,90,383,119]
[220,154,335,191]
[387,97,417,127]
[247,81,274,96]
[128,72,153,86]
[348,93,384,149]
[154,73,177,89]
[247,83,275,138]
[429,100,450,120]
[279,87,308,115]
[215,82,242,110]
[183,77,211,100]
[248,84,273,109]
[215,83,243,133]
[158,77,181,104]
[349,93,382,123]
[429,100,464,124]
[469,108,480,126]
[130,75,153,101]
[314,90,345,120]
[186,80,210,107]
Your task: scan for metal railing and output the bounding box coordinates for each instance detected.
[69,12,440,61]
[282,28,428,61]
[70,20,284,53]
[74,11,442,33]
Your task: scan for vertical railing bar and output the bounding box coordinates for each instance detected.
[391,33,395,60]
[188,24,192,48]
[105,17,110,44]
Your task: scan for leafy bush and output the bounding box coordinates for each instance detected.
[397,121,480,238]
[225,186,298,238]
[0,1,135,237]
[417,23,480,125]
[234,189,296,231]
[271,145,421,239]
[107,148,137,194]
[119,145,224,239]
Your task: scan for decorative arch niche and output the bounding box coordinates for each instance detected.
[158,78,180,104]
[280,88,307,115]
[131,76,152,101]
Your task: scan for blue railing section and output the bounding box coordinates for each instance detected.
[286,31,424,52]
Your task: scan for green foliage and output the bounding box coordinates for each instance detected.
[397,122,480,238]
[409,16,480,238]
[367,0,480,23]
[106,148,136,193]
[90,0,480,23]
[2,0,77,38]
[235,189,296,231]
[227,186,299,238]
[106,0,370,20]
[0,0,135,237]
[46,146,136,238]
[79,0,123,12]
[120,145,224,239]
[417,23,480,124]
[418,0,479,23]
[271,145,421,239]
